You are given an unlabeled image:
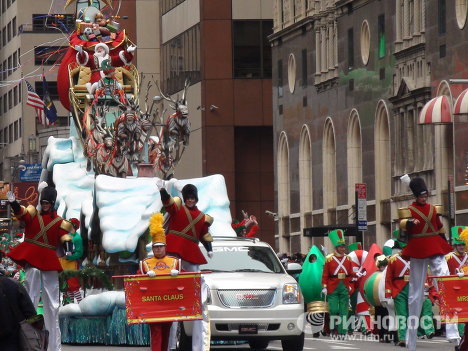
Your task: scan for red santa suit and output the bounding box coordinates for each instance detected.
[162,195,213,265]
[75,43,134,85]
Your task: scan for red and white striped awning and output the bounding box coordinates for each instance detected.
[454,88,468,115]
[418,95,453,124]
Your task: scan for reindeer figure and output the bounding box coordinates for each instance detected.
[158,79,191,152]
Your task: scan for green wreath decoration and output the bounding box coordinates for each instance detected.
[59,266,113,292]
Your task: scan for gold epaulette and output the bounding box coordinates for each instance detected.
[445,252,454,261]
[202,233,213,242]
[388,254,399,264]
[205,214,214,225]
[20,205,37,219]
[325,253,334,262]
[174,197,182,208]
[60,219,74,233]
[400,219,409,231]
[398,207,412,219]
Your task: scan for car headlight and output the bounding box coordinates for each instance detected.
[282,283,301,304]
[205,286,212,305]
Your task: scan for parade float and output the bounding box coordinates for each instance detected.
[25,0,237,345]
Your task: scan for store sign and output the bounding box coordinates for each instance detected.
[356,183,367,231]
[19,163,42,182]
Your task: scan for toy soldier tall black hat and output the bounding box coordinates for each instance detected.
[182,184,198,202]
[38,181,57,204]
[409,177,428,197]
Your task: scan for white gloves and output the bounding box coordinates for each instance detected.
[356,270,367,278]
[7,191,15,202]
[321,288,327,296]
[457,270,465,278]
[146,270,156,277]
[170,269,179,276]
[156,179,165,190]
[74,44,83,53]
[207,251,214,259]
[127,45,137,53]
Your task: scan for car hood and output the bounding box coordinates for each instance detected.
[203,272,296,290]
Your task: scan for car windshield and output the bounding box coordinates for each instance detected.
[200,245,284,273]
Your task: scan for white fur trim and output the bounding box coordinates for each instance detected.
[95,43,109,54]
[76,51,89,65]
[119,50,131,65]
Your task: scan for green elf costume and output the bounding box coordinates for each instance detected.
[322,229,354,337]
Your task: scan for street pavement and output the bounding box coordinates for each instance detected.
[63,334,456,350]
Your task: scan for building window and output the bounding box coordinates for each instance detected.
[160,0,185,15]
[8,90,12,109]
[35,81,58,100]
[287,53,296,94]
[302,49,307,88]
[348,28,354,70]
[12,51,17,72]
[32,14,75,33]
[14,120,18,140]
[277,59,283,97]
[2,93,6,113]
[378,14,385,58]
[456,0,468,29]
[9,124,13,144]
[438,0,446,35]
[7,21,11,42]
[233,20,273,79]
[13,86,17,105]
[7,55,12,76]
[161,24,200,95]
[360,20,370,65]
[2,27,6,46]
[34,46,67,65]
[12,17,16,37]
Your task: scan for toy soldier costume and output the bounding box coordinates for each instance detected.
[398,176,459,350]
[322,229,354,338]
[7,184,74,351]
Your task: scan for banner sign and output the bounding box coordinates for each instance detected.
[118,273,203,325]
[19,163,42,182]
[431,275,468,323]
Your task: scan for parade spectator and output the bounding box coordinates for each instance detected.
[0,270,37,351]
[399,176,459,350]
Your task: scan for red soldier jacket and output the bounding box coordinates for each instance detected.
[445,251,468,275]
[401,202,452,258]
[8,205,73,271]
[163,195,213,265]
[385,254,410,299]
[322,252,354,294]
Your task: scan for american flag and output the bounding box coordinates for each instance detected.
[25,80,49,126]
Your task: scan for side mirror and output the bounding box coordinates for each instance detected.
[286,262,302,275]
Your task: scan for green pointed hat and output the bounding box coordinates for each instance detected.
[451,226,467,245]
[348,242,362,252]
[329,229,346,247]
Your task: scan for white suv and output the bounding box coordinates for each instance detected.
[178,237,305,351]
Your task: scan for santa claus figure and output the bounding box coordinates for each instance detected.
[74,42,136,95]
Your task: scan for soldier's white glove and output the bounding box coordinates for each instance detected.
[127,45,137,53]
[156,179,165,190]
[146,270,156,277]
[457,270,465,278]
[170,269,179,276]
[356,270,366,278]
[207,251,214,259]
[7,191,15,203]
[74,44,83,53]
[321,288,327,296]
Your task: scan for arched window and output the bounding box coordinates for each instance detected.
[322,118,337,225]
[277,132,290,252]
[299,125,313,250]
[347,110,362,205]
[374,101,391,243]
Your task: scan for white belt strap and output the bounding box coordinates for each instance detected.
[396,255,410,277]
[452,253,468,270]
[332,255,348,276]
